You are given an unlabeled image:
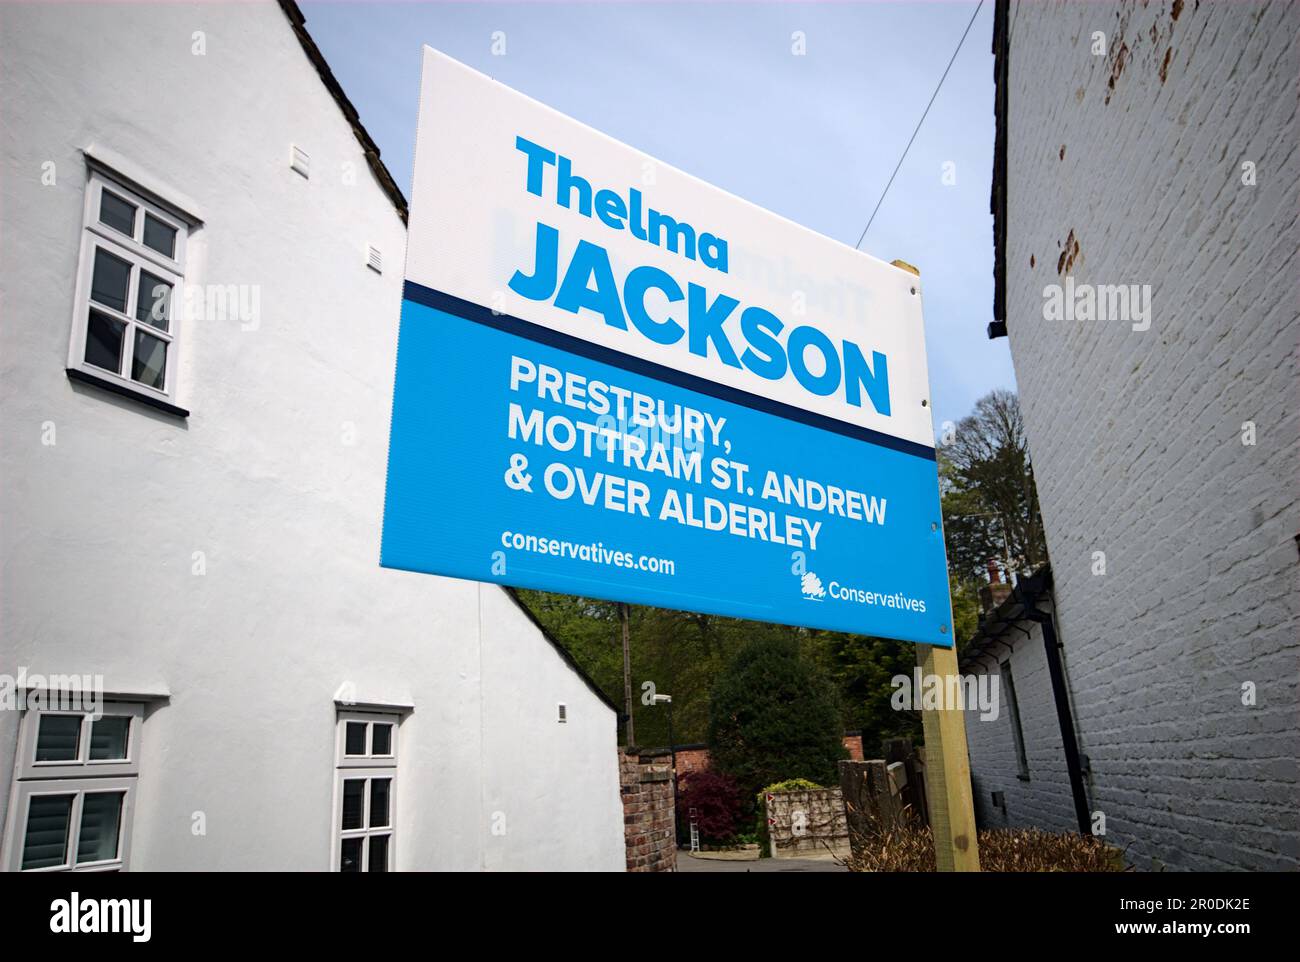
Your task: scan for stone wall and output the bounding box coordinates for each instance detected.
[765,788,850,859]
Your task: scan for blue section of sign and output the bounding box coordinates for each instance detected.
[381,287,954,646]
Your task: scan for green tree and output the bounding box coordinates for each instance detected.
[516,591,809,748]
[707,635,846,798]
[949,575,981,648]
[511,589,624,709]
[515,391,1043,763]
[940,388,1047,583]
[807,630,921,750]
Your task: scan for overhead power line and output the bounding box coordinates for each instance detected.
[855,0,986,250]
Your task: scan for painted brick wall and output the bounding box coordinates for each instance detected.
[963,601,1081,834]
[1002,0,1299,869]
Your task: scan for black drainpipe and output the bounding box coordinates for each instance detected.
[1020,592,1091,836]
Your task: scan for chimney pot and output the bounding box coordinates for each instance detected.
[979,559,1013,614]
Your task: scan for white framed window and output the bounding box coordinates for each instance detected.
[67,170,190,409]
[5,703,143,872]
[10,778,136,873]
[333,712,398,872]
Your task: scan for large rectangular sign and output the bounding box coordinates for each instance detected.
[382,48,953,645]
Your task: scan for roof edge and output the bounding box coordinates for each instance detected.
[988,0,1009,339]
[958,564,1054,669]
[501,586,623,716]
[276,0,409,223]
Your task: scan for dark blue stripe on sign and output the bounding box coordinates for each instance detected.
[402,279,938,462]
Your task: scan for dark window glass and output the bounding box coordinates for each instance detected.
[22,794,74,870]
[99,191,136,236]
[35,715,81,762]
[341,779,364,831]
[85,310,126,373]
[369,778,390,828]
[90,248,131,312]
[340,837,362,873]
[142,213,176,258]
[131,330,167,390]
[76,792,124,863]
[368,834,389,872]
[344,722,366,756]
[1001,661,1031,780]
[136,272,171,331]
[371,723,392,756]
[89,716,130,761]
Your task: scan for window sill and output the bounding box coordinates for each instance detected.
[67,368,189,419]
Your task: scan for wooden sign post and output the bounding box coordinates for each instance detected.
[917,642,981,871]
[886,259,980,872]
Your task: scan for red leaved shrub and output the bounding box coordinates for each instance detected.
[677,770,743,842]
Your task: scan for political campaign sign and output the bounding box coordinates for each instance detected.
[382,48,954,645]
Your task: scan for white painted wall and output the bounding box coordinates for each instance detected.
[0,0,624,871]
[1001,0,1299,870]
[962,603,1081,835]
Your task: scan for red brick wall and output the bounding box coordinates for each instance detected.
[674,746,710,777]
[842,733,865,761]
[620,749,677,872]
[670,736,865,778]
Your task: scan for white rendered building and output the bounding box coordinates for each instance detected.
[0,0,625,872]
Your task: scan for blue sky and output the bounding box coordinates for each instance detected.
[301,0,1016,433]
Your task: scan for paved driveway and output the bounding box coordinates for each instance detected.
[676,854,848,873]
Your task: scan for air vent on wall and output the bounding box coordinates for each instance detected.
[290,144,310,179]
[557,703,567,724]
[367,246,383,273]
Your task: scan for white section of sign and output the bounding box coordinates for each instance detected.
[405,47,937,449]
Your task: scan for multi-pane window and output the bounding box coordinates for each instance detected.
[68,171,188,404]
[6,703,143,872]
[334,712,398,872]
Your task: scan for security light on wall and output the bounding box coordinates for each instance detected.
[652,694,672,705]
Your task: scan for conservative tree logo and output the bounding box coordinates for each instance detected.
[800,571,826,600]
